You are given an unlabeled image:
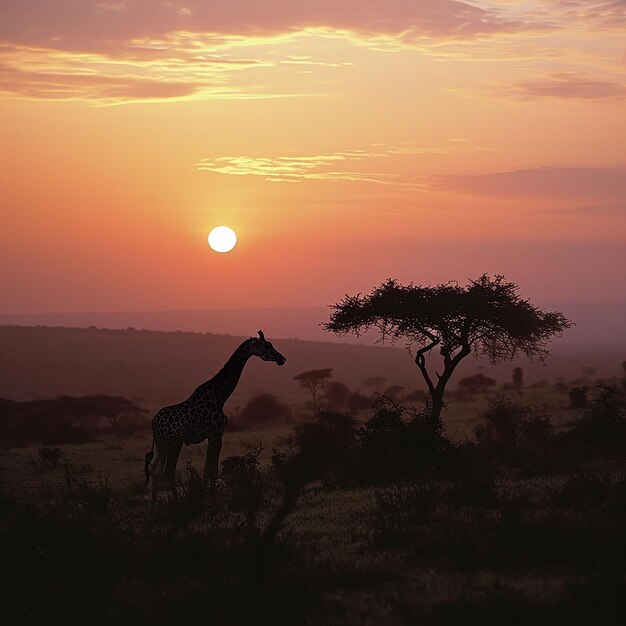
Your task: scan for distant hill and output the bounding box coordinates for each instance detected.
[1,326,624,415]
[0,302,624,346]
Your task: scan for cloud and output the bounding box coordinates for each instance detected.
[541,1,626,29]
[543,202,626,215]
[501,72,626,100]
[433,166,626,199]
[0,1,550,56]
[196,152,401,185]
[196,142,493,185]
[0,42,291,103]
[0,61,202,101]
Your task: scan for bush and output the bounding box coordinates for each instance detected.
[321,381,350,409]
[459,373,497,394]
[291,410,357,481]
[37,446,64,472]
[568,386,588,409]
[233,393,292,431]
[353,396,445,484]
[567,385,626,443]
[474,397,552,457]
[347,392,372,412]
[221,445,265,534]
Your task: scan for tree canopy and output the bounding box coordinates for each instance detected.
[324,275,571,424]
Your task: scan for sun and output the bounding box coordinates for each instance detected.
[208,225,237,253]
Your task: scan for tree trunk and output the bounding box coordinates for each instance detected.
[429,391,445,433]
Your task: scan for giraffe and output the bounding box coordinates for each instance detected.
[144,330,286,506]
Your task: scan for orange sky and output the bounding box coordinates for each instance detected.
[1,1,625,314]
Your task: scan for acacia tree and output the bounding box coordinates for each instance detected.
[324,275,571,426]
[293,368,333,408]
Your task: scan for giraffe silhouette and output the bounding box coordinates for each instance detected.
[145,330,286,506]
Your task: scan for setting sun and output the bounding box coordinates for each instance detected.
[208,226,237,253]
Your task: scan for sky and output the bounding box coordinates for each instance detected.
[1,0,625,314]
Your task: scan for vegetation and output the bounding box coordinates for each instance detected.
[458,372,497,394]
[2,382,625,625]
[293,368,333,408]
[230,393,292,431]
[0,394,147,445]
[2,318,625,625]
[324,274,571,425]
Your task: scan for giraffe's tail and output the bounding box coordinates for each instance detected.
[144,440,155,486]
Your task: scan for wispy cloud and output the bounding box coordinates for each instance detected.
[501,72,626,100]
[196,142,494,185]
[196,152,401,185]
[0,40,315,103]
[0,1,552,56]
[433,166,626,198]
[539,1,626,30]
[1,1,623,103]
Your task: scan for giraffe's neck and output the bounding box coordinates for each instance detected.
[195,340,253,407]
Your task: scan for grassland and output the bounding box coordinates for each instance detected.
[1,325,625,625]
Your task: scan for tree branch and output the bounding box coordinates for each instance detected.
[414,339,439,396]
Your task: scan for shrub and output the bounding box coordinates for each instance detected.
[474,397,552,457]
[221,445,265,534]
[353,396,445,484]
[37,446,64,472]
[568,386,588,409]
[459,373,497,394]
[567,385,626,443]
[64,464,112,518]
[321,381,350,409]
[347,392,372,412]
[291,410,357,481]
[237,393,291,429]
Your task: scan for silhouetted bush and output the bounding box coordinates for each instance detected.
[234,393,292,430]
[567,385,626,444]
[37,446,64,472]
[347,391,372,412]
[221,445,265,534]
[458,373,497,394]
[353,396,444,484]
[474,397,553,458]
[64,463,112,518]
[291,409,357,481]
[0,394,147,445]
[568,386,589,409]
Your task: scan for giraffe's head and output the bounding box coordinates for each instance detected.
[250,330,286,366]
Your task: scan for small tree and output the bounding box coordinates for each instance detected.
[293,368,333,408]
[324,275,571,426]
[322,381,351,409]
[512,367,524,390]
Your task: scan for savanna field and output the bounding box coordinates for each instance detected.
[1,326,625,625]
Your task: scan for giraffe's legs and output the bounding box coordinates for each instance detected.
[203,436,223,502]
[150,447,167,509]
[164,442,183,501]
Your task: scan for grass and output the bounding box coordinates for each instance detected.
[1,381,624,625]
